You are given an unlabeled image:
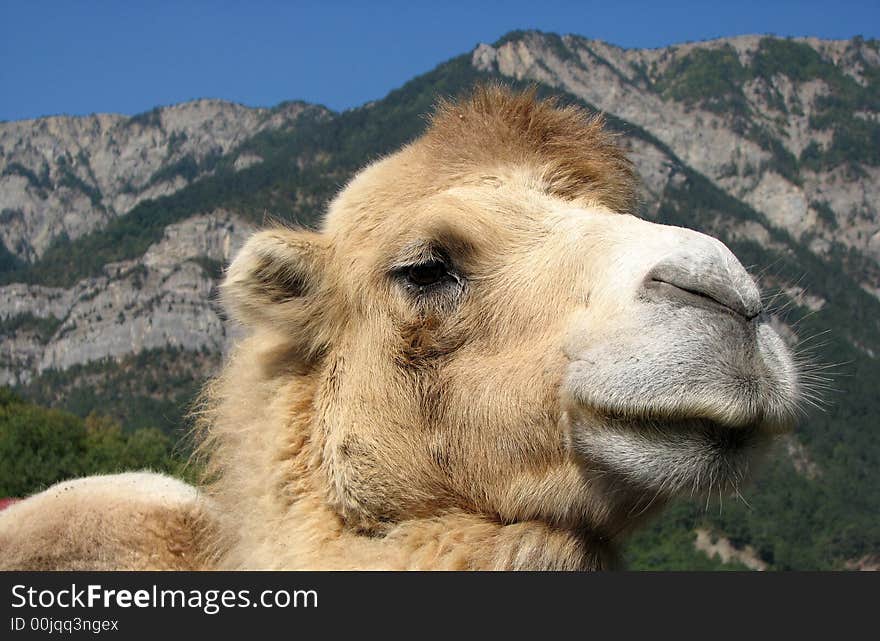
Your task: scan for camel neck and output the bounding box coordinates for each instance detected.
[374,512,618,570]
[214,493,616,570]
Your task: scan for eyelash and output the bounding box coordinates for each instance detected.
[392,256,464,296]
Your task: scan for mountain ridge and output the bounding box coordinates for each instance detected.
[0,99,329,264]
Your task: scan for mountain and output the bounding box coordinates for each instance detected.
[0,100,327,264]
[1,31,878,570]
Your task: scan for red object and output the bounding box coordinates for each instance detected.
[0,498,19,511]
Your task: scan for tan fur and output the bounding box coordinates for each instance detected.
[0,86,798,570]
[0,473,209,570]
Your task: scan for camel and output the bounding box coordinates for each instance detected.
[0,86,800,570]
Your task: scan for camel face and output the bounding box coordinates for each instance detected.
[222,88,800,538]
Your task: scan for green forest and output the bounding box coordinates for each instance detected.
[0,389,191,498]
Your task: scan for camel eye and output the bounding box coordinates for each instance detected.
[405,260,452,288]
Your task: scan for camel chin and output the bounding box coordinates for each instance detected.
[567,413,777,499]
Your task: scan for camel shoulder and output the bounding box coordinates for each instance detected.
[0,472,213,570]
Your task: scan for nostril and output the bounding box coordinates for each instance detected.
[645,259,763,320]
[648,277,760,320]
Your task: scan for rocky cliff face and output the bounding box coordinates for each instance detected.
[0,98,321,389]
[0,100,322,263]
[0,211,253,386]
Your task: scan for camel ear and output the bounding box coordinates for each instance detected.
[221,228,327,330]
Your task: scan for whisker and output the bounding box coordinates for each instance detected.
[733,484,752,510]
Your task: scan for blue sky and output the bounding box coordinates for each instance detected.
[2,0,878,121]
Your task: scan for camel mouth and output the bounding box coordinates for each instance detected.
[593,406,794,437]
[600,412,777,444]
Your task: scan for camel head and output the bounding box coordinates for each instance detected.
[219,86,800,550]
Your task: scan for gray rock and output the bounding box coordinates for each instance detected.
[0,211,253,386]
[0,100,323,263]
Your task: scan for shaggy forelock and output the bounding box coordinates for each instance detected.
[423,85,638,214]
